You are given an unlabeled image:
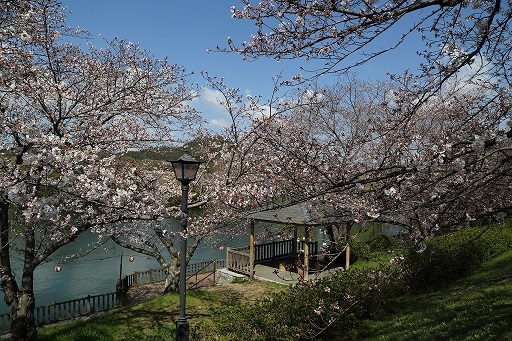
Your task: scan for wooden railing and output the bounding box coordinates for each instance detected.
[254,240,293,262]
[118,259,225,291]
[34,293,117,326]
[226,246,252,275]
[227,239,319,274]
[298,240,318,256]
[0,313,8,335]
[117,267,167,291]
[187,259,224,289]
[0,292,118,334]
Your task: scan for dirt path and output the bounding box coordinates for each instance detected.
[125,272,216,305]
[125,273,284,306]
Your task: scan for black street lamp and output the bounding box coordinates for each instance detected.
[169,153,202,341]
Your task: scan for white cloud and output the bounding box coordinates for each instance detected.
[188,87,230,131]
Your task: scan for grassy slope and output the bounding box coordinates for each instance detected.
[350,250,512,341]
[38,251,512,341]
[37,281,283,341]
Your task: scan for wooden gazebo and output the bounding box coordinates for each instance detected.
[226,203,326,281]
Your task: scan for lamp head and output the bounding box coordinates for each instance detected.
[169,153,202,183]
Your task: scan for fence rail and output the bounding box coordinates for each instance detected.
[0,291,118,335]
[226,239,318,274]
[0,313,8,335]
[0,259,225,334]
[226,246,252,275]
[34,292,117,326]
[187,259,224,289]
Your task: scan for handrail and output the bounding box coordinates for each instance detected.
[34,292,117,326]
[0,292,118,334]
[226,239,319,274]
[187,259,222,289]
[226,247,252,275]
[0,259,226,334]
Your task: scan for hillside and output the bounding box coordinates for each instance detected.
[350,250,512,340]
[37,250,512,340]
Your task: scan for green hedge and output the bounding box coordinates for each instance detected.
[404,220,512,290]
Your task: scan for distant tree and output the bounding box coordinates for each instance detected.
[0,1,201,340]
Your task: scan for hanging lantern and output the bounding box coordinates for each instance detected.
[55,265,62,272]
[128,255,134,262]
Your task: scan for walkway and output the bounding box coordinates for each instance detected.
[125,263,343,305]
[125,272,215,305]
[253,263,344,285]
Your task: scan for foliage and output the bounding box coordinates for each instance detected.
[347,242,371,263]
[367,235,402,252]
[329,235,405,266]
[404,220,512,290]
[0,1,202,339]
[352,250,512,341]
[192,263,407,340]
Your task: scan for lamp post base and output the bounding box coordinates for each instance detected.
[176,318,189,341]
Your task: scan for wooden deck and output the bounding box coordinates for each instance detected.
[253,259,344,285]
[226,239,319,277]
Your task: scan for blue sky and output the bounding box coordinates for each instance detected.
[62,1,423,129]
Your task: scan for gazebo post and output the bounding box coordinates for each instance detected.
[345,222,351,270]
[249,219,255,278]
[292,228,298,254]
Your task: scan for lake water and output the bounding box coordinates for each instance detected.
[0,230,248,314]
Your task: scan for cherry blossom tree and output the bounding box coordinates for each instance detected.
[217,0,512,234]
[207,73,511,241]
[211,1,512,337]
[227,0,511,89]
[0,1,201,340]
[108,145,221,294]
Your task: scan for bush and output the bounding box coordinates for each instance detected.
[192,263,407,341]
[367,234,401,252]
[349,242,371,263]
[403,220,512,290]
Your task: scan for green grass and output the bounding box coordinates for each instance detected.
[38,281,282,341]
[38,250,512,341]
[348,250,512,341]
[39,292,183,341]
[349,250,400,270]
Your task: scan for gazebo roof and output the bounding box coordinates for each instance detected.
[247,202,324,226]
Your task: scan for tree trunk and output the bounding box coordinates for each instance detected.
[326,224,341,243]
[0,200,37,341]
[163,259,180,294]
[9,293,36,341]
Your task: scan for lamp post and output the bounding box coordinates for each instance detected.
[169,153,202,341]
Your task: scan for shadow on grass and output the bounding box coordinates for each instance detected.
[38,288,244,341]
[350,251,512,341]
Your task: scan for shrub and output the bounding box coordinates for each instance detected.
[349,242,371,263]
[403,220,512,290]
[192,263,407,341]
[367,234,401,252]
